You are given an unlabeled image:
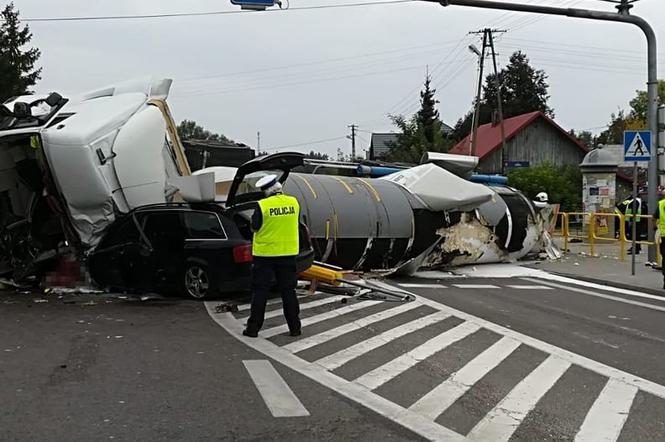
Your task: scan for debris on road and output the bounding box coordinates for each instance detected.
[215,303,239,313]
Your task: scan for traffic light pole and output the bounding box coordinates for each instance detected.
[433,0,658,261]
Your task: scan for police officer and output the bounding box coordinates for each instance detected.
[243,174,302,338]
[618,195,644,254]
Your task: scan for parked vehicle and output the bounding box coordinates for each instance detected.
[89,152,315,300]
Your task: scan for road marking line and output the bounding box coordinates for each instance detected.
[524,278,665,313]
[283,302,422,353]
[261,301,377,338]
[574,379,638,442]
[375,281,665,401]
[206,303,464,442]
[524,273,665,302]
[467,356,571,442]
[243,360,310,417]
[315,310,451,371]
[355,322,481,391]
[408,337,521,420]
[506,285,553,290]
[452,284,500,289]
[399,283,447,289]
[263,296,345,319]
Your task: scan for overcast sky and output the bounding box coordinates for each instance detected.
[12,0,665,158]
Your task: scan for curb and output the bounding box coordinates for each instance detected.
[548,271,665,297]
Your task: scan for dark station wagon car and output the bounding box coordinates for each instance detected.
[88,153,314,299]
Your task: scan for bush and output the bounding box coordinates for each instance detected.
[507,162,582,212]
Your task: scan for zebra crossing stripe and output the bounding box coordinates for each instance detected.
[315,310,451,371]
[408,336,522,420]
[354,322,481,391]
[574,379,638,442]
[466,356,571,442]
[243,360,310,417]
[263,296,345,319]
[261,300,377,338]
[283,302,422,353]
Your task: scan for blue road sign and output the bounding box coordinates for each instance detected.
[624,130,651,162]
[231,0,275,7]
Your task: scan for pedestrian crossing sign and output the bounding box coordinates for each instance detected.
[624,130,651,162]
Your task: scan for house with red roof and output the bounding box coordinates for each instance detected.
[449,111,589,174]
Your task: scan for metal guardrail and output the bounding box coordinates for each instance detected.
[556,212,662,265]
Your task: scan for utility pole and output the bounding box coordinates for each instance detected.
[469,30,487,157]
[348,124,358,160]
[433,0,659,262]
[487,29,508,175]
[256,131,261,155]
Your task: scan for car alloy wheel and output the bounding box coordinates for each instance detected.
[185,265,210,299]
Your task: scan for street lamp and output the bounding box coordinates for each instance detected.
[468,41,486,158]
[468,44,481,57]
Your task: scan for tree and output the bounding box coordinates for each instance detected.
[386,75,452,163]
[627,80,665,123]
[304,150,329,160]
[176,120,235,144]
[416,75,440,145]
[0,3,41,102]
[508,162,582,212]
[597,80,665,144]
[568,129,596,148]
[453,51,553,141]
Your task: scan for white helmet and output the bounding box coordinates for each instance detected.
[535,192,549,203]
[256,174,282,196]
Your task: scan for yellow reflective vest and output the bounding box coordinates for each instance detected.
[625,198,643,223]
[658,199,665,237]
[252,194,300,257]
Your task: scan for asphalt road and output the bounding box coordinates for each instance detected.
[0,291,419,442]
[3,273,665,442]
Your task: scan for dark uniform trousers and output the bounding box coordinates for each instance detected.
[246,256,301,333]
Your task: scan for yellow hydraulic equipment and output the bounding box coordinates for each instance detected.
[299,263,344,286]
[299,262,414,303]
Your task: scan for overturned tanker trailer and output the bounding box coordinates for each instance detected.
[218,154,558,274]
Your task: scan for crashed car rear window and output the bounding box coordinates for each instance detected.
[183,211,227,240]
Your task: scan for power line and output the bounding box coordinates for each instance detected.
[24,0,416,22]
[263,136,347,151]
[176,48,467,96]
[178,38,462,84]
[385,35,471,117]
[173,64,424,98]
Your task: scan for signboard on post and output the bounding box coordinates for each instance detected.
[623,130,652,276]
[624,130,651,162]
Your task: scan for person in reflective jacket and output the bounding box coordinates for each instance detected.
[243,174,302,338]
[652,188,665,289]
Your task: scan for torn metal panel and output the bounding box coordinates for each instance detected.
[381,163,494,212]
[419,152,479,178]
